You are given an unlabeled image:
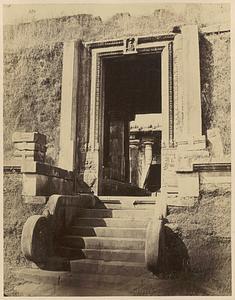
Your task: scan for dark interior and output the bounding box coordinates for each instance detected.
[104,53,162,115]
[103,53,162,192]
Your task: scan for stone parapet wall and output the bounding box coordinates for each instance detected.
[5,132,77,202]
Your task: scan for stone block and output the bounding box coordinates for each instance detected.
[22,173,73,196]
[167,196,197,207]
[177,135,206,150]
[207,128,224,159]
[177,172,199,197]
[176,149,210,172]
[21,161,73,180]
[12,132,46,145]
[22,174,49,196]
[23,196,49,204]
[176,153,193,172]
[192,136,206,150]
[199,171,231,185]
[161,148,178,189]
[14,150,46,162]
[14,142,47,152]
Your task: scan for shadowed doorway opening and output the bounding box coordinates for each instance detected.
[102,53,162,195]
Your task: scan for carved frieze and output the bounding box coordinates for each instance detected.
[124,37,137,54]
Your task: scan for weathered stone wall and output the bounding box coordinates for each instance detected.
[167,188,231,295]
[4,43,63,164]
[4,173,44,289]
[4,4,229,50]
[200,31,230,156]
[3,7,230,164]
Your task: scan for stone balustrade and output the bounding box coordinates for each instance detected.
[9,132,75,203]
[145,194,167,274]
[21,194,96,268]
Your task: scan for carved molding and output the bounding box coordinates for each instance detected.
[94,50,123,148]
[89,37,176,194]
[86,33,176,49]
[138,33,176,44]
[168,42,174,147]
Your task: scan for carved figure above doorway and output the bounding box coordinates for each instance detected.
[124,37,137,54]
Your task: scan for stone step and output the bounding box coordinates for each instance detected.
[70,259,148,276]
[95,196,157,210]
[73,217,150,228]
[57,247,145,262]
[61,236,145,250]
[95,203,156,210]
[77,208,154,219]
[68,226,147,238]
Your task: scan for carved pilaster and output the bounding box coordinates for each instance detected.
[168,42,174,147]
[180,25,204,143]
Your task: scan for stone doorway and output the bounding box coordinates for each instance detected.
[84,37,173,196]
[102,54,162,194]
[58,26,205,198]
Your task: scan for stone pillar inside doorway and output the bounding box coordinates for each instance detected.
[129,139,140,186]
[141,140,154,187]
[108,111,130,182]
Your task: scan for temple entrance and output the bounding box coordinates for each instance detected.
[102,53,162,195]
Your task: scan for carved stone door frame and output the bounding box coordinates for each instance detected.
[84,34,175,195]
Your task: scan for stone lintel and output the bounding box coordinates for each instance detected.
[86,32,176,49]
[12,132,46,145]
[21,161,74,180]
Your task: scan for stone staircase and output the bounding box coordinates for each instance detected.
[56,196,156,280]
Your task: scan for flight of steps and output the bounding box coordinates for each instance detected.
[56,196,156,284]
